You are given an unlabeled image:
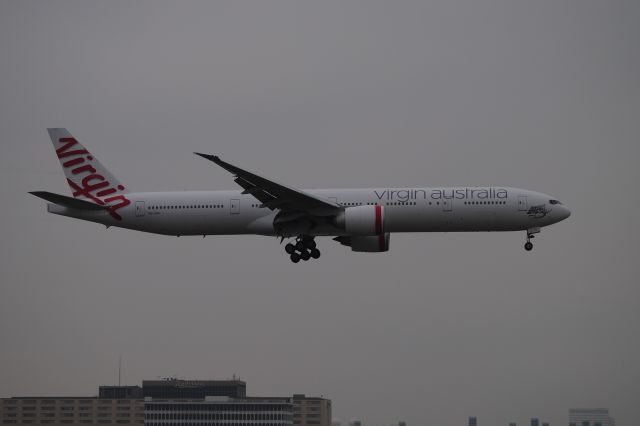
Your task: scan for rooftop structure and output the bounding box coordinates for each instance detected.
[142,380,246,400]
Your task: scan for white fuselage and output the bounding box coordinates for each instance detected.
[48,186,571,237]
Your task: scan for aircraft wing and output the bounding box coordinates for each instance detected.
[194,153,341,216]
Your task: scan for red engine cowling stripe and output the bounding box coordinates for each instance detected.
[374,204,383,235]
[378,233,386,251]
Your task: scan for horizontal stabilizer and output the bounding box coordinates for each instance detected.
[29,191,107,211]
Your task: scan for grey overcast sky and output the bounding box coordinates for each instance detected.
[1,1,639,425]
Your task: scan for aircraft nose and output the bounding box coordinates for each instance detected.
[559,205,571,220]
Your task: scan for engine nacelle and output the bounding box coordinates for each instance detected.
[334,233,391,252]
[334,205,385,236]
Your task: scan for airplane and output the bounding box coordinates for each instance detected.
[30,128,571,263]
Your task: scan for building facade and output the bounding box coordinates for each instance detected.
[1,397,144,426]
[1,381,330,426]
[142,381,246,400]
[144,397,292,426]
[569,409,615,426]
[291,396,330,426]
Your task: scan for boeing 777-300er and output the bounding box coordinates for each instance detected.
[31,128,571,263]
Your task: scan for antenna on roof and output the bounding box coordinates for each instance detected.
[118,356,122,386]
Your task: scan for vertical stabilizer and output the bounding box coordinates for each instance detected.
[46,128,131,219]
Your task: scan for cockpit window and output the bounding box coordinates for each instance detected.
[549,199,562,205]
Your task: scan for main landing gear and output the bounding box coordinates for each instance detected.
[285,236,320,263]
[524,227,540,251]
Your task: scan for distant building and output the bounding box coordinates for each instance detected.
[0,380,332,426]
[531,418,539,426]
[144,397,292,426]
[291,395,331,426]
[569,409,615,426]
[331,421,342,426]
[350,421,362,426]
[398,422,406,426]
[542,423,550,426]
[469,417,477,426]
[509,423,517,426]
[142,379,246,399]
[99,387,143,399]
[0,396,144,426]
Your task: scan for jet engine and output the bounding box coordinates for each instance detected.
[334,233,390,252]
[334,205,385,236]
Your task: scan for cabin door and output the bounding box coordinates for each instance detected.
[230,198,240,214]
[518,195,528,211]
[135,201,145,217]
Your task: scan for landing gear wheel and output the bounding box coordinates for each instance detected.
[524,241,533,251]
[300,250,311,261]
[310,248,321,259]
[285,243,295,254]
[295,241,305,251]
[290,252,301,263]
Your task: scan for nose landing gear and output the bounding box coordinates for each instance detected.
[524,227,540,251]
[284,236,320,263]
[524,239,533,251]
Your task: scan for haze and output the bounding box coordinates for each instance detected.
[1,1,638,426]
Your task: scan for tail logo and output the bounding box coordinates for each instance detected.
[56,137,130,220]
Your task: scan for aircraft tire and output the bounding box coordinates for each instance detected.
[310,248,321,259]
[300,250,311,261]
[285,243,295,254]
[303,239,317,250]
[524,242,533,251]
[290,253,301,263]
